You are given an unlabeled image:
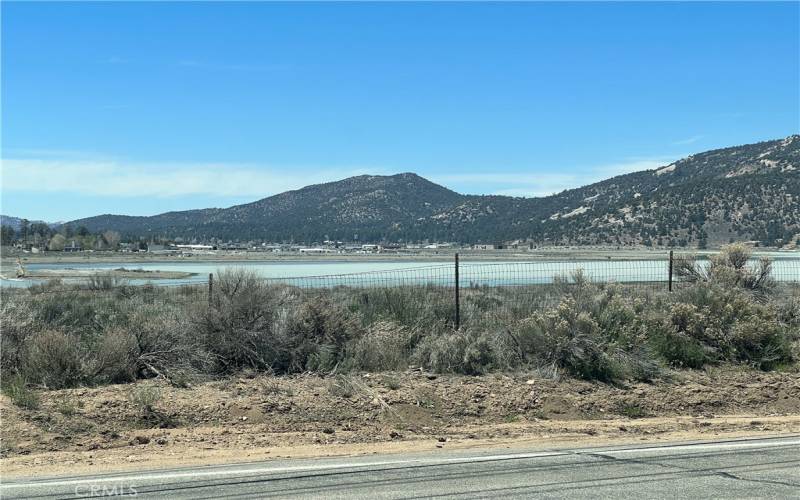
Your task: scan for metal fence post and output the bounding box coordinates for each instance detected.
[668,250,673,292]
[208,273,213,305]
[454,253,460,330]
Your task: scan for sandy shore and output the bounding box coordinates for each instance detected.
[4,268,194,280]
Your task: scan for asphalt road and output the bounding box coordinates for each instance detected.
[2,436,798,499]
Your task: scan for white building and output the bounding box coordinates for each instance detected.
[299,247,331,253]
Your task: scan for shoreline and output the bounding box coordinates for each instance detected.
[10,268,195,280]
[3,247,796,267]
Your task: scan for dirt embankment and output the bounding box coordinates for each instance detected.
[2,366,799,477]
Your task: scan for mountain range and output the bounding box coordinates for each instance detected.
[22,135,800,247]
[0,215,59,231]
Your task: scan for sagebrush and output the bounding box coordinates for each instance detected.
[2,245,798,401]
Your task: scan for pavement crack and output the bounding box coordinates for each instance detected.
[574,449,800,489]
[571,451,685,472]
[713,470,800,488]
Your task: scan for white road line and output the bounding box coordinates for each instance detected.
[0,453,565,490]
[2,439,798,490]
[582,439,800,456]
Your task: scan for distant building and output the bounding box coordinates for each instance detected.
[63,241,82,252]
[299,247,331,253]
[175,244,216,251]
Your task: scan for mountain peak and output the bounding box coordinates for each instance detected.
[66,136,799,247]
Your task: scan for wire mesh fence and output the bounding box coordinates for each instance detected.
[3,254,799,330]
[257,255,800,290]
[253,253,800,328]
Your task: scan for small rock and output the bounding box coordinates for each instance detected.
[241,416,248,421]
[436,444,444,448]
[322,428,335,435]
[132,436,150,445]
[389,431,403,439]
[427,375,438,380]
[437,437,447,443]
[525,380,535,385]
[156,438,168,445]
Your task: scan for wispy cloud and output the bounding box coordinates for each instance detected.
[672,135,704,146]
[104,56,128,65]
[101,104,134,110]
[1,157,379,198]
[1,153,677,203]
[177,60,286,72]
[430,157,675,198]
[1,149,117,161]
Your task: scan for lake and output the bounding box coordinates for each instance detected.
[2,256,799,288]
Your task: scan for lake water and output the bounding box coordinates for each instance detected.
[2,256,798,288]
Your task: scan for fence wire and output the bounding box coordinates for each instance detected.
[3,255,799,330]
[251,255,800,328]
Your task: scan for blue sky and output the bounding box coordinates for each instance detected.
[2,1,798,222]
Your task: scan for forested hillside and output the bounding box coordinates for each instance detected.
[67,135,800,247]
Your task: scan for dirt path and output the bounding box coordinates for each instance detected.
[3,366,799,478]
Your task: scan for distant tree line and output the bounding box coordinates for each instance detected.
[0,220,121,251]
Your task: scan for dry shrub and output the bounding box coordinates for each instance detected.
[654,283,794,369]
[354,286,456,329]
[674,244,775,295]
[508,286,660,381]
[274,297,363,373]
[512,301,622,381]
[327,374,358,398]
[22,330,84,389]
[0,299,36,374]
[199,270,362,374]
[348,321,416,371]
[1,373,40,410]
[127,304,203,381]
[412,329,472,373]
[198,269,286,372]
[411,327,514,375]
[87,273,127,291]
[128,384,162,414]
[730,319,793,370]
[90,329,138,384]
